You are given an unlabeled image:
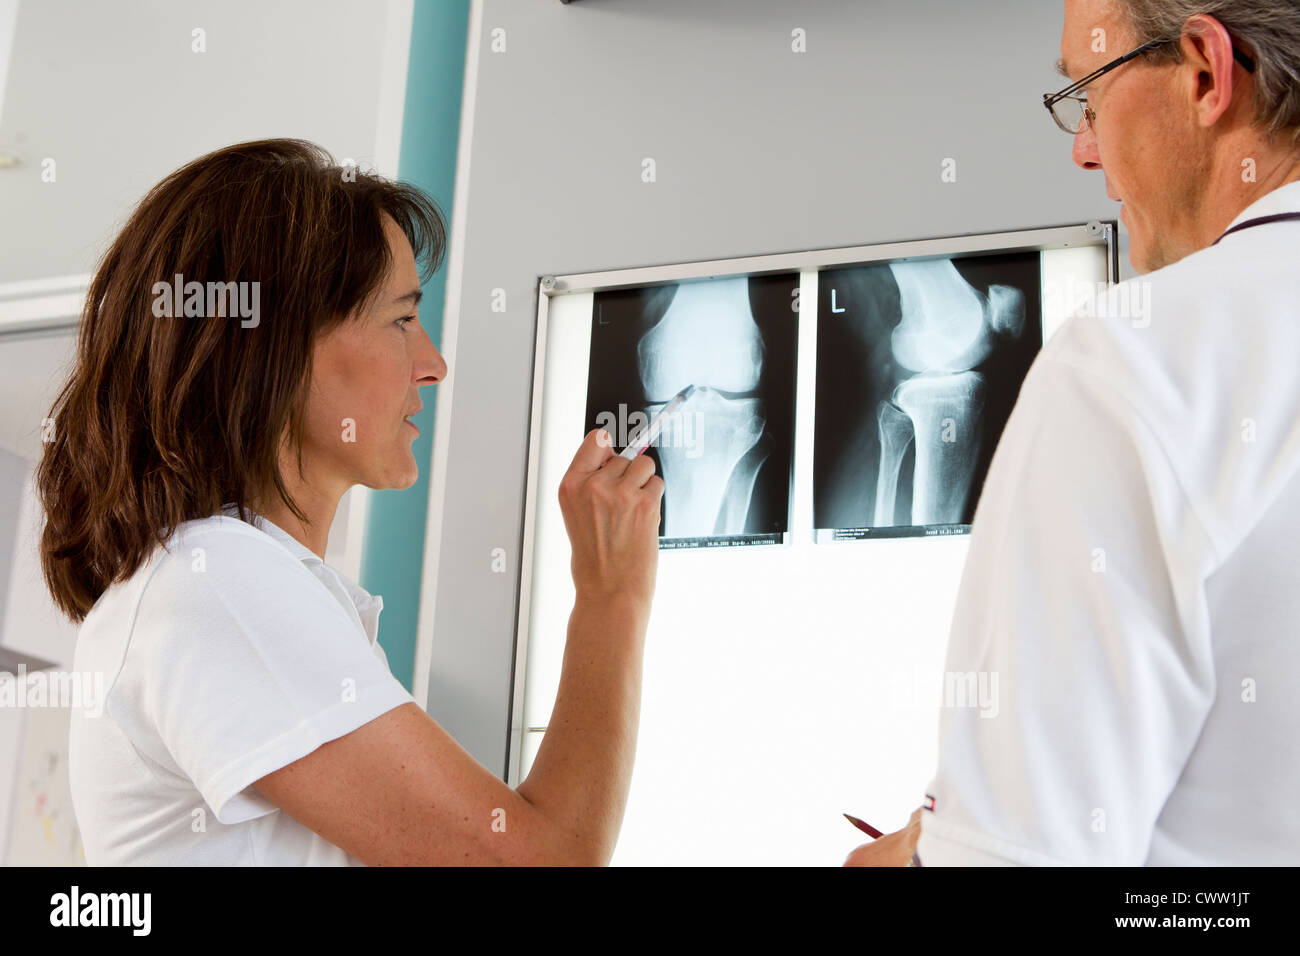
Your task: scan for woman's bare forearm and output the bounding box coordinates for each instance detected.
[515,592,649,865]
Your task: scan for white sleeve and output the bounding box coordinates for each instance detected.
[916,350,1217,866]
[131,530,416,825]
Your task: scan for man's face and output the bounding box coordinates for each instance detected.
[300,214,447,495]
[1061,0,1206,272]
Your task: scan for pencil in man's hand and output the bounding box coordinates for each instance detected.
[843,812,884,839]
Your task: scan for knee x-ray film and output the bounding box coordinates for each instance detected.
[586,274,798,548]
[814,252,1042,539]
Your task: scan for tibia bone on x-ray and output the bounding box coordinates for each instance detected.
[894,371,986,524]
[874,260,1024,525]
[648,389,769,536]
[873,401,915,526]
[636,278,769,537]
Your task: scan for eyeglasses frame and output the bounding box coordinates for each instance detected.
[1043,33,1257,134]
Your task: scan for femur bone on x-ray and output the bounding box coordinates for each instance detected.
[636,278,771,538]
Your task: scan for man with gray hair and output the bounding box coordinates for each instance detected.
[849,0,1300,866]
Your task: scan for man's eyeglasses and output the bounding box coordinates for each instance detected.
[1044,35,1257,134]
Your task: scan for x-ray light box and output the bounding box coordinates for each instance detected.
[512,222,1117,865]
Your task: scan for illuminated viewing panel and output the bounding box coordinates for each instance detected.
[513,225,1116,865]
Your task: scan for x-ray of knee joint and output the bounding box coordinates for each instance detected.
[586,274,798,549]
[813,251,1042,540]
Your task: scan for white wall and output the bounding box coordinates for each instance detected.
[0,448,31,862]
[0,449,75,862]
[0,0,414,864]
[1,463,78,666]
[0,0,394,285]
[0,449,23,604]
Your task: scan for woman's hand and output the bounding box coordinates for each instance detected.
[843,808,924,866]
[558,429,664,614]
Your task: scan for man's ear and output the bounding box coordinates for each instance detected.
[1179,14,1240,128]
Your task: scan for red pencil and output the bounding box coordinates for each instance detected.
[844,811,925,867]
[843,812,884,839]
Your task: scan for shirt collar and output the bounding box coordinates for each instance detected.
[218,502,385,646]
[1222,179,1300,233]
[219,503,321,564]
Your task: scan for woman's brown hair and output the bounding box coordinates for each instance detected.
[36,138,447,623]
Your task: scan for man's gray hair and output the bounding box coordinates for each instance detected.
[1118,0,1300,142]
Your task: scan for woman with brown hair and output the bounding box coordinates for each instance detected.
[39,138,662,865]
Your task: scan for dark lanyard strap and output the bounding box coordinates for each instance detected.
[1213,212,1300,245]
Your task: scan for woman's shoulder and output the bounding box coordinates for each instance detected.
[82,514,293,631]
[76,513,324,714]
[162,513,293,560]
[121,514,354,682]
[142,514,317,613]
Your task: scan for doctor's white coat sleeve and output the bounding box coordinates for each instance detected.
[915,348,1218,866]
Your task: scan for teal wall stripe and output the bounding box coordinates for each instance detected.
[361,0,471,691]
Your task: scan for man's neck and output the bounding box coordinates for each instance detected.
[1200,135,1300,247]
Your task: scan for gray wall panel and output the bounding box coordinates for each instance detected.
[427,0,1127,775]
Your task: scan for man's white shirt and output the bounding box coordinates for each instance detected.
[917,181,1300,865]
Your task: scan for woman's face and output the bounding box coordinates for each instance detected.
[299,214,447,496]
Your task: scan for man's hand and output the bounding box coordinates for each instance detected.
[842,808,923,866]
